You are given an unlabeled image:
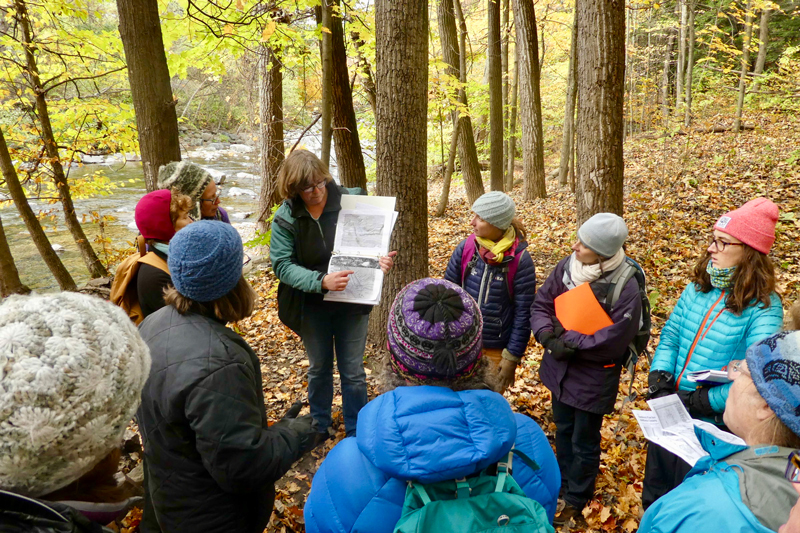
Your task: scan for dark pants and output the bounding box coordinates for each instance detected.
[642,442,692,509]
[551,398,604,509]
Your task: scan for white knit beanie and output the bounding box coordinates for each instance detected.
[0,293,151,497]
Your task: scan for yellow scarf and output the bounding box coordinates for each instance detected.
[475,226,516,262]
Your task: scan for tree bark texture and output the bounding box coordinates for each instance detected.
[257,46,285,233]
[750,7,771,93]
[487,0,503,191]
[661,31,676,124]
[505,51,518,191]
[330,0,367,190]
[369,0,429,346]
[734,0,754,133]
[440,0,484,205]
[15,0,108,278]
[574,0,625,225]
[116,0,181,192]
[0,216,31,297]
[320,1,333,167]
[0,127,76,291]
[675,0,687,113]
[559,8,578,186]
[684,1,696,127]
[512,0,546,200]
[435,119,460,216]
[501,0,509,188]
[350,31,377,116]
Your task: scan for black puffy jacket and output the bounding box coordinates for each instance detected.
[0,491,111,533]
[137,306,305,533]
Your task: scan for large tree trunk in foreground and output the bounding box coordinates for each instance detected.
[487,0,503,191]
[0,127,76,291]
[0,216,31,296]
[16,0,108,278]
[559,8,578,186]
[116,0,181,191]
[368,0,429,346]
[513,0,546,200]
[257,45,285,233]
[331,0,367,190]
[574,0,625,225]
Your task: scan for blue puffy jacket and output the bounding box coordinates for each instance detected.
[651,283,782,412]
[638,427,796,533]
[444,237,536,357]
[304,386,560,533]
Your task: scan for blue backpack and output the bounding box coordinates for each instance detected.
[393,450,554,533]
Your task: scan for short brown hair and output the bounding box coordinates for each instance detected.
[276,149,333,200]
[377,350,500,394]
[693,244,777,315]
[163,276,257,323]
[169,189,194,227]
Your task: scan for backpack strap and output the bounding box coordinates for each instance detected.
[460,235,478,286]
[455,478,471,499]
[510,449,540,472]
[409,482,432,506]
[136,234,146,256]
[604,260,635,310]
[495,451,513,492]
[505,250,522,300]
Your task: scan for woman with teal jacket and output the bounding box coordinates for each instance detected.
[643,198,784,508]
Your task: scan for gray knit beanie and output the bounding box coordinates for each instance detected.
[157,161,214,219]
[0,293,151,497]
[577,213,628,258]
[472,192,516,231]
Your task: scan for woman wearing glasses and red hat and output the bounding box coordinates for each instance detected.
[643,198,784,508]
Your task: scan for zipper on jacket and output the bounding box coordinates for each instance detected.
[477,264,491,308]
[676,291,726,390]
[307,210,329,252]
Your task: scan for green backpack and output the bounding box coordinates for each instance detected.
[393,450,555,533]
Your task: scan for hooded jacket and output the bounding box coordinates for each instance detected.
[650,283,782,412]
[303,386,560,533]
[638,427,797,533]
[444,237,537,358]
[530,256,642,414]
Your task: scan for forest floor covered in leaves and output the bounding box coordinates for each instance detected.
[117,111,800,533]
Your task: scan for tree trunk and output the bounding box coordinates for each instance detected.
[734,0,754,133]
[574,0,625,225]
[505,50,519,191]
[0,127,76,291]
[487,0,503,191]
[0,216,31,297]
[435,120,460,216]
[559,8,578,186]
[257,45,285,233]
[330,0,367,190]
[684,1,696,127]
[512,0,546,200]
[750,7,770,93]
[116,0,181,191]
[368,0,429,346]
[501,0,510,188]
[320,1,333,167]
[660,30,676,126]
[350,31,377,116]
[15,0,108,278]
[440,0,484,205]
[675,0,687,113]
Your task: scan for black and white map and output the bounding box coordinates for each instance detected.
[324,256,381,303]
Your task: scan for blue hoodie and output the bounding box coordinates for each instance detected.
[304,386,560,533]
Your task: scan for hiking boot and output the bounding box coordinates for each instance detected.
[553,505,582,526]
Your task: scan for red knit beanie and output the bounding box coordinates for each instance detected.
[135,190,176,242]
[714,197,778,254]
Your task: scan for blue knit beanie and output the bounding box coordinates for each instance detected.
[747,331,800,438]
[168,221,243,302]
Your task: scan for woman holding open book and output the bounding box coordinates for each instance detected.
[270,150,395,442]
[643,198,783,509]
[530,213,642,526]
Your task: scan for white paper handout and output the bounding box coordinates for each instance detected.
[324,195,397,306]
[632,394,745,466]
[685,369,731,384]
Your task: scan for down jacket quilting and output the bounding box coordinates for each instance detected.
[303,386,560,533]
[650,283,782,412]
[444,237,536,357]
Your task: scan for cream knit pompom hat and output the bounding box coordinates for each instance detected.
[0,292,151,497]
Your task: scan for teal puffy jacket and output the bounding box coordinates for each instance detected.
[650,283,782,412]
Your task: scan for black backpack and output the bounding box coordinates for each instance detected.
[603,257,652,400]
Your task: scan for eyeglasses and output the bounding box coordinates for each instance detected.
[726,359,750,380]
[785,450,800,483]
[709,238,744,253]
[302,180,327,194]
[200,191,221,204]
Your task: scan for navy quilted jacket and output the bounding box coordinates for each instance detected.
[444,237,537,357]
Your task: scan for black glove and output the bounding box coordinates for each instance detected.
[551,316,566,338]
[544,336,578,361]
[677,387,716,419]
[275,402,319,456]
[647,370,675,400]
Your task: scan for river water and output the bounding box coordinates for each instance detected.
[1,149,264,291]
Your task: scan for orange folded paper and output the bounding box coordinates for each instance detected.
[554,282,613,335]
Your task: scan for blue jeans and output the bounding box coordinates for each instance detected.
[300,309,369,436]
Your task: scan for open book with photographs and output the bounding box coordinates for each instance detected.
[323,195,398,306]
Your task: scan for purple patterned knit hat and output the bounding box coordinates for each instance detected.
[387,278,482,381]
